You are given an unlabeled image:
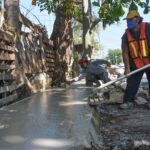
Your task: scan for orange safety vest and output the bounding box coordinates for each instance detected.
[126,22,150,68]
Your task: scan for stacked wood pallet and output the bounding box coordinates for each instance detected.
[19,33,44,74]
[0,30,17,106]
[19,33,55,77]
[0,29,55,106]
[43,40,55,78]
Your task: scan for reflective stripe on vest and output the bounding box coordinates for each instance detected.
[129,42,138,58]
[126,22,149,68]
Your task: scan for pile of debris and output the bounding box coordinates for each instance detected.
[91,76,150,150]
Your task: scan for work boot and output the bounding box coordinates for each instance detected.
[120,102,134,109]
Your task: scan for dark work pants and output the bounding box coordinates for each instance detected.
[123,68,150,103]
[86,74,100,86]
[86,72,110,86]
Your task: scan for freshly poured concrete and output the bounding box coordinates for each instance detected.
[0,83,99,150]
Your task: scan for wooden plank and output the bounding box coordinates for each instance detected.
[0,54,15,61]
[0,74,15,81]
[45,53,55,57]
[45,50,55,54]
[47,68,55,72]
[46,53,55,56]
[19,14,43,35]
[46,65,55,69]
[46,69,54,72]
[0,64,16,70]
[46,62,55,66]
[0,29,14,44]
[46,63,55,68]
[46,52,54,54]
[46,52,55,56]
[0,44,15,52]
[46,55,55,59]
[46,59,54,63]
[45,54,55,58]
[0,93,18,106]
[0,85,16,94]
[46,57,55,60]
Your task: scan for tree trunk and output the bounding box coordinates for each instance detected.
[82,0,92,58]
[50,1,73,86]
[4,0,21,32]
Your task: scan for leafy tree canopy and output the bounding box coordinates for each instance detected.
[37,0,150,28]
[93,0,150,27]
[37,0,82,18]
[106,49,122,65]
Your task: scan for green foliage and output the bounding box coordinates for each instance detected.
[73,51,79,63]
[37,0,150,28]
[106,49,122,65]
[129,2,138,11]
[73,20,103,52]
[37,0,82,17]
[74,37,82,44]
[92,1,100,7]
[73,21,82,44]
[61,0,82,18]
[98,2,125,26]
[137,0,149,14]
[92,0,150,27]
[37,0,54,13]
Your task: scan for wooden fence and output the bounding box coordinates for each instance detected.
[0,29,17,105]
[0,29,55,106]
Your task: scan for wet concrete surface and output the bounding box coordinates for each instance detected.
[0,82,99,150]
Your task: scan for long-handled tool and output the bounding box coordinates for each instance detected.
[98,64,150,90]
[88,64,150,106]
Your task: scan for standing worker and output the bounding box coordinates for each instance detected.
[120,10,150,109]
[70,58,111,87]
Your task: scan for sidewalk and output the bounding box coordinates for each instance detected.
[0,82,99,150]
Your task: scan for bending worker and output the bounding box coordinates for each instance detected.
[71,58,111,86]
[120,10,150,109]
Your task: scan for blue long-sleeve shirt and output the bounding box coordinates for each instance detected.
[72,59,110,81]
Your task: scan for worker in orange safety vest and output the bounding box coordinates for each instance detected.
[120,10,150,109]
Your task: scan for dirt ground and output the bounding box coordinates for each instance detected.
[98,104,150,149]
[91,85,150,150]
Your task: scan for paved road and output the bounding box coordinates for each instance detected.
[0,82,99,150]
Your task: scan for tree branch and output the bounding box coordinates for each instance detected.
[89,18,101,33]
[19,13,43,35]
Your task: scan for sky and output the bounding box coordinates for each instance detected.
[20,0,150,57]
[20,0,55,35]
